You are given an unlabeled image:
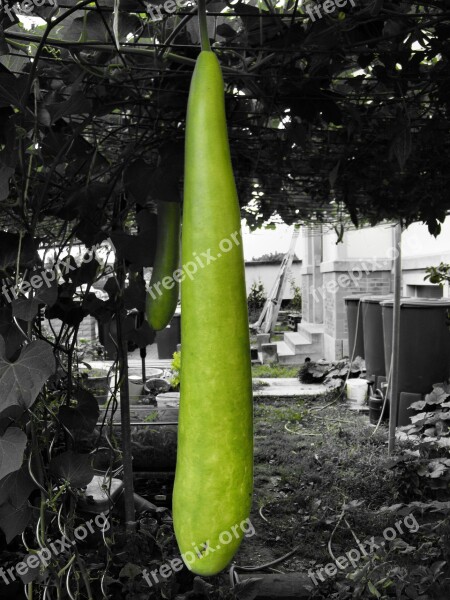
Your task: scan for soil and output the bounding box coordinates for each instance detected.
[3,393,450,600]
[120,391,450,599]
[231,394,450,599]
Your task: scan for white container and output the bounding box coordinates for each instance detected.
[346,379,368,405]
[129,376,144,404]
[146,367,164,379]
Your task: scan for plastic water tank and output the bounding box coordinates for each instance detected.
[381,298,450,425]
[344,294,371,359]
[361,295,393,382]
[156,310,181,359]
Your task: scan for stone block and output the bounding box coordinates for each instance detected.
[261,343,278,364]
[256,333,271,351]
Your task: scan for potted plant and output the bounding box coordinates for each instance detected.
[79,366,112,405]
[287,279,302,330]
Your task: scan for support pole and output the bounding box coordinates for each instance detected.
[116,264,136,533]
[388,222,402,455]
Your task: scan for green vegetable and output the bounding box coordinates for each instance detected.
[145,201,181,331]
[170,350,181,390]
[172,50,253,576]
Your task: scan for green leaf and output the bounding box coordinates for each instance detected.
[367,581,381,598]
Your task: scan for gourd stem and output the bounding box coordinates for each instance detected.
[198,0,211,51]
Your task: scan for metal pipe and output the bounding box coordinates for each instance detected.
[96,421,178,426]
[388,222,402,454]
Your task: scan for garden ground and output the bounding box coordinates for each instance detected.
[2,378,449,600]
[74,391,450,599]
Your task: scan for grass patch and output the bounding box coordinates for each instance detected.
[252,364,300,378]
[270,333,283,342]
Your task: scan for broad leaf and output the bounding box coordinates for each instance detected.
[0,163,14,201]
[0,306,26,360]
[63,258,100,287]
[49,451,94,488]
[233,578,263,600]
[0,500,33,542]
[12,279,58,321]
[0,73,27,108]
[0,427,27,480]
[123,158,152,205]
[0,232,38,272]
[0,464,37,507]
[0,338,55,412]
[124,316,155,348]
[58,388,99,434]
[46,91,92,123]
[124,276,146,312]
[110,215,157,269]
[424,387,450,406]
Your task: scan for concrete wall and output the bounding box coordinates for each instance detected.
[321,264,392,359]
[245,260,303,300]
[302,220,450,361]
[322,221,450,297]
[47,316,97,341]
[326,225,393,260]
[300,234,323,324]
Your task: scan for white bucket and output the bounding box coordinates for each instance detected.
[346,379,368,405]
[129,376,144,404]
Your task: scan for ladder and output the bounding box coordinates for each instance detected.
[251,225,300,334]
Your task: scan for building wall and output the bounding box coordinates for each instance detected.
[321,265,392,359]
[300,234,323,323]
[47,316,97,342]
[245,261,303,300]
[302,220,450,361]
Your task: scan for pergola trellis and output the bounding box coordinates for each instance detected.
[0,0,449,243]
[0,0,448,549]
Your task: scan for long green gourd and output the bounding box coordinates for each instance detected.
[145,201,181,331]
[172,48,253,575]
